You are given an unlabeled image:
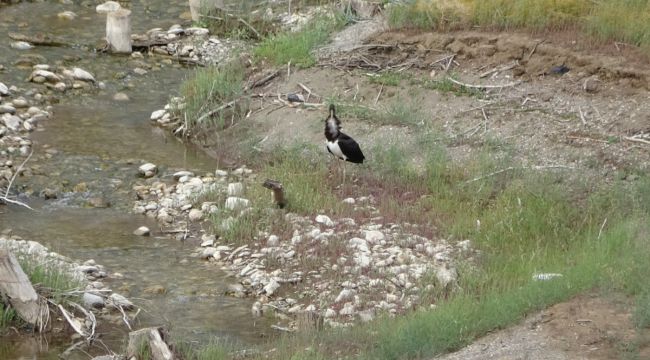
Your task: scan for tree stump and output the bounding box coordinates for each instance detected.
[106,8,132,53]
[0,249,45,329]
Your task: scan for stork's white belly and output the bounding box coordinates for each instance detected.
[327,140,347,160]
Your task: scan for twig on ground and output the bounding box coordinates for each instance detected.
[598,218,608,240]
[1,150,35,210]
[624,136,650,145]
[196,99,237,124]
[374,84,383,106]
[479,61,518,78]
[578,106,587,126]
[464,165,575,184]
[447,77,521,89]
[527,39,546,60]
[287,60,291,77]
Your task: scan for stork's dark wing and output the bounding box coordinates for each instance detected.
[338,133,365,164]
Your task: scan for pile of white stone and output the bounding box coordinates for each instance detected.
[131,163,473,327]
[26,65,98,93]
[0,81,51,189]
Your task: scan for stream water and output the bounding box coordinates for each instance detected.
[0,0,273,358]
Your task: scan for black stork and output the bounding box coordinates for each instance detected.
[324,104,364,183]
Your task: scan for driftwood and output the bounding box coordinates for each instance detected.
[8,32,68,47]
[126,327,174,360]
[447,77,521,90]
[0,249,46,329]
[262,179,286,209]
[1,150,35,210]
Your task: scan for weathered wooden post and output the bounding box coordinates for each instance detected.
[96,1,132,54]
[188,0,225,22]
[0,249,45,329]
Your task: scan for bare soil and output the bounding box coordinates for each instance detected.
[201,20,650,358]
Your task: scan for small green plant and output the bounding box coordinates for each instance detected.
[418,77,484,98]
[180,63,246,132]
[254,15,345,68]
[0,303,17,329]
[367,71,409,86]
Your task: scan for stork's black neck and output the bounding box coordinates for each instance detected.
[325,105,341,142]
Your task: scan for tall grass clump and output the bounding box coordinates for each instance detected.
[588,0,650,49]
[387,0,463,30]
[179,63,246,132]
[472,0,590,29]
[254,15,345,68]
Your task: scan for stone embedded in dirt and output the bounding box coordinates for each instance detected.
[583,77,600,93]
[2,114,21,130]
[138,163,158,178]
[315,214,334,227]
[188,208,204,221]
[215,169,228,177]
[200,247,217,259]
[267,235,280,247]
[339,302,355,316]
[263,279,280,296]
[342,197,355,204]
[133,226,150,236]
[200,234,215,247]
[83,292,105,309]
[109,293,134,310]
[364,230,384,244]
[41,188,58,199]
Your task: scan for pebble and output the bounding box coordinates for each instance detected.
[188,208,204,221]
[133,226,150,236]
[71,67,96,82]
[12,98,29,108]
[342,197,355,204]
[150,109,166,121]
[83,292,105,309]
[0,82,9,96]
[113,92,129,101]
[11,41,33,50]
[315,214,334,227]
[57,11,77,20]
[138,163,157,178]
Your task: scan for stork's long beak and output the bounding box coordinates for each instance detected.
[329,104,336,118]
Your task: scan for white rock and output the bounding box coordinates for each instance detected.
[0,105,16,114]
[109,293,134,309]
[188,209,204,221]
[57,11,77,20]
[354,254,371,268]
[263,279,280,296]
[324,308,337,318]
[200,247,217,259]
[113,92,129,101]
[138,163,157,178]
[172,170,194,180]
[227,182,243,196]
[30,69,61,82]
[365,230,385,243]
[335,289,355,303]
[150,109,166,121]
[267,235,280,247]
[435,266,457,287]
[342,197,355,204]
[0,82,9,96]
[83,292,105,308]
[96,1,121,13]
[2,115,21,131]
[71,67,95,82]
[11,41,33,50]
[200,234,216,247]
[225,197,250,210]
[54,82,67,92]
[215,169,228,177]
[339,302,355,316]
[315,214,334,227]
[133,226,150,236]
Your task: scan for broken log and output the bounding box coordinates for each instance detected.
[127,327,174,360]
[0,249,46,329]
[262,179,286,209]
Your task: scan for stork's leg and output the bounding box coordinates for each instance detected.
[342,161,347,187]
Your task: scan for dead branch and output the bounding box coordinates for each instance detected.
[374,84,383,106]
[244,70,280,91]
[464,165,575,184]
[598,217,607,240]
[1,150,35,211]
[69,301,97,341]
[262,179,286,209]
[624,136,650,145]
[116,304,133,330]
[479,61,519,78]
[196,99,238,124]
[447,77,522,89]
[57,304,89,338]
[578,106,587,125]
[527,39,546,60]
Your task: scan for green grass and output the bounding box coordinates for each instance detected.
[179,63,246,133]
[417,77,485,98]
[367,71,409,86]
[387,0,650,50]
[332,99,428,127]
[253,15,345,68]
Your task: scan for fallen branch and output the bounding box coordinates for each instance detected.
[479,61,519,78]
[464,165,575,184]
[624,136,650,145]
[196,99,238,124]
[447,77,521,89]
[69,301,97,341]
[1,150,35,211]
[58,304,89,338]
[527,39,546,60]
[374,84,383,106]
[244,70,280,91]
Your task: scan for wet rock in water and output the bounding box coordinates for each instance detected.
[57,11,77,20]
[133,226,150,236]
[2,114,21,130]
[225,196,250,210]
[215,169,228,177]
[113,92,129,101]
[0,82,9,96]
[263,279,281,296]
[133,67,148,75]
[138,163,157,178]
[109,293,134,310]
[144,285,166,294]
[226,283,246,298]
[54,82,67,92]
[150,109,166,121]
[41,188,58,199]
[83,292,105,309]
[29,69,61,83]
[12,98,29,108]
[200,247,217,259]
[200,234,215,247]
[11,41,33,50]
[71,67,96,83]
[188,208,203,221]
[87,197,111,208]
